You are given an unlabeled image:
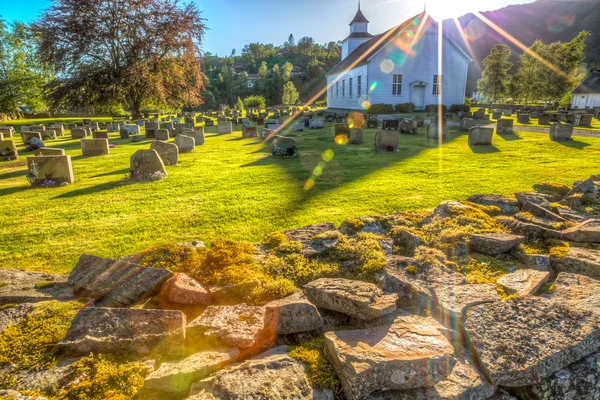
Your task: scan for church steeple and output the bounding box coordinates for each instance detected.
[350,1,369,25]
[343,2,372,60]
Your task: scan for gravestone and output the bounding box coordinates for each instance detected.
[217,121,233,134]
[415,116,425,127]
[349,128,363,144]
[162,122,175,137]
[473,111,483,120]
[22,131,43,144]
[366,120,378,129]
[462,111,473,119]
[256,118,265,126]
[539,115,551,125]
[130,149,167,180]
[468,126,494,146]
[28,125,45,133]
[0,126,15,137]
[26,155,74,185]
[71,128,89,139]
[49,125,64,136]
[518,114,530,124]
[186,129,205,145]
[375,130,399,151]
[383,119,400,130]
[0,132,3,141]
[174,134,195,153]
[293,123,304,132]
[150,140,178,166]
[137,120,146,127]
[335,124,350,137]
[34,147,66,156]
[260,128,276,140]
[93,131,109,139]
[81,138,110,156]
[131,135,144,143]
[481,114,490,121]
[155,129,170,141]
[309,118,324,129]
[205,120,214,127]
[502,109,512,116]
[89,121,99,131]
[120,127,130,139]
[0,140,18,160]
[125,125,140,134]
[427,123,448,139]
[399,118,417,134]
[460,118,477,131]
[531,111,540,119]
[496,119,514,134]
[270,136,297,157]
[242,127,257,138]
[550,122,573,141]
[146,122,159,138]
[578,114,593,127]
[41,130,57,140]
[242,119,251,127]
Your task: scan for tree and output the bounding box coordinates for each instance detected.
[287,34,295,47]
[0,19,51,114]
[478,44,512,103]
[35,0,206,118]
[282,82,299,105]
[243,95,266,109]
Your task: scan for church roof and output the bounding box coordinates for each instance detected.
[572,72,600,94]
[350,7,369,25]
[346,32,374,39]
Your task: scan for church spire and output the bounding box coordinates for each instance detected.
[350,1,369,25]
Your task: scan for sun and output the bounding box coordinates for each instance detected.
[425,0,477,20]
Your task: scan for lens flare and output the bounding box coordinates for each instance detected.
[369,82,378,92]
[322,149,334,162]
[335,135,349,145]
[464,18,487,41]
[361,100,371,110]
[313,165,323,177]
[304,178,315,191]
[413,18,419,25]
[380,59,394,74]
[547,14,575,33]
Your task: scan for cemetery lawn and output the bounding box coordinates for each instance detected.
[2,118,600,274]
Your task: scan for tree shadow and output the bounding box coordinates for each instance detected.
[52,180,122,199]
[554,139,591,149]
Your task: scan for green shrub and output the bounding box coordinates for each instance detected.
[366,103,394,115]
[394,102,415,113]
[57,354,145,400]
[288,337,342,397]
[269,254,339,285]
[425,104,447,113]
[264,231,287,248]
[533,182,571,197]
[449,104,470,113]
[137,244,206,275]
[242,95,266,109]
[323,233,386,281]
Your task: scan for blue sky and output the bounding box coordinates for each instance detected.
[0,0,533,56]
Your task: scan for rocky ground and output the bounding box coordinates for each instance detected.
[2,177,600,399]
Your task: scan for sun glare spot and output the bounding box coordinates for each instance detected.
[304,178,315,191]
[547,14,575,33]
[322,149,334,162]
[369,82,378,92]
[380,59,394,74]
[313,165,323,177]
[335,135,349,145]
[464,19,487,41]
[361,99,371,109]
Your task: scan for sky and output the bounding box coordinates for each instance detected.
[0,0,535,55]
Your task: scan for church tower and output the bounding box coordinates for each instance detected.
[341,1,373,60]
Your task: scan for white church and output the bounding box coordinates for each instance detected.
[326,4,472,111]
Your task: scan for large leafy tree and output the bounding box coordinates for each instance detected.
[0,19,51,114]
[35,0,205,118]
[282,81,299,105]
[478,44,512,103]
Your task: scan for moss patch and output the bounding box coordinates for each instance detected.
[0,282,8,288]
[288,337,342,398]
[519,239,570,257]
[263,231,287,248]
[460,255,520,284]
[496,284,520,301]
[533,182,571,197]
[33,280,57,289]
[321,233,386,282]
[268,254,339,286]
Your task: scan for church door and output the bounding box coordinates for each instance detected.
[413,86,425,111]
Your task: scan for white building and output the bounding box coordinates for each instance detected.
[571,71,600,109]
[327,5,472,111]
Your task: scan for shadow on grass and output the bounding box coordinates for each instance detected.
[497,132,522,141]
[0,168,28,180]
[91,168,129,178]
[0,185,29,196]
[470,145,501,154]
[53,181,121,199]
[555,139,591,149]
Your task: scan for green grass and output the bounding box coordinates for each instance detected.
[470,108,600,131]
[2,116,600,274]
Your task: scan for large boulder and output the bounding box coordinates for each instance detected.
[497,216,562,239]
[432,284,500,330]
[303,278,398,321]
[467,194,520,215]
[144,347,240,397]
[324,315,456,399]
[550,247,600,280]
[264,291,323,335]
[186,346,329,399]
[68,254,172,307]
[57,307,186,356]
[186,304,270,348]
[496,269,550,296]
[514,192,557,207]
[468,232,524,255]
[0,269,73,306]
[464,296,600,387]
[522,201,567,223]
[543,272,600,314]
[562,219,600,243]
[366,350,495,400]
[158,273,212,306]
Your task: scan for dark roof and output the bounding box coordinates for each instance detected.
[572,72,600,94]
[350,8,369,25]
[329,11,429,76]
[346,32,374,39]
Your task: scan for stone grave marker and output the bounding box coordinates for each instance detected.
[550,122,573,141]
[150,140,178,166]
[34,148,66,156]
[260,128,276,140]
[518,114,530,124]
[28,125,46,133]
[578,114,593,127]
[120,127,130,139]
[497,119,514,134]
[309,118,324,129]
[462,111,473,119]
[218,121,233,134]
[186,128,205,145]
[81,138,110,156]
[502,109,512,116]
[130,149,167,180]
[93,131,109,139]
[468,126,494,146]
[366,119,378,129]
[0,140,18,160]
[155,129,170,141]
[22,131,43,144]
[125,125,140,135]
[415,116,425,127]
[293,123,304,132]
[256,118,265,126]
[481,113,491,121]
[460,118,477,131]
[349,128,363,144]
[137,120,146,127]
[41,130,57,140]
[242,126,257,138]
[174,134,195,153]
[71,127,89,139]
[375,130,399,151]
[26,155,74,185]
[539,115,551,125]
[335,124,350,138]
[270,136,297,157]
[383,119,400,130]
[89,121,99,131]
[146,122,159,138]
[427,123,448,139]
[399,118,418,134]
[205,119,214,127]
[131,135,144,143]
[0,132,3,141]
[49,125,64,136]
[0,128,14,138]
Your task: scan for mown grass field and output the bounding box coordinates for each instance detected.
[1,116,600,274]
